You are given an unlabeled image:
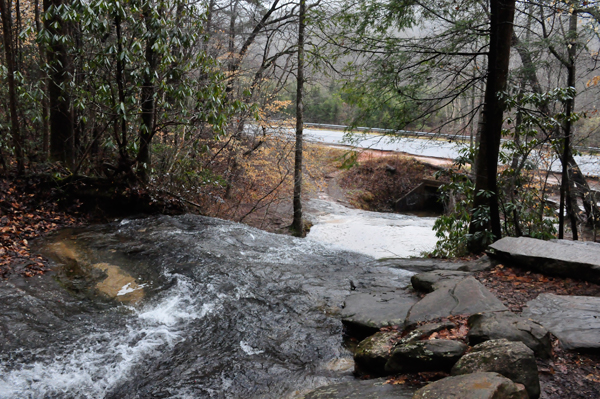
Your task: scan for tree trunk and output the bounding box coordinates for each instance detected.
[468,0,516,252]
[0,0,24,173]
[34,0,50,159]
[292,0,305,236]
[45,0,74,167]
[137,0,158,183]
[559,11,579,239]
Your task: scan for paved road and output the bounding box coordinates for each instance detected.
[304,128,600,177]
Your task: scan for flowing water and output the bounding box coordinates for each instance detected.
[0,213,425,398]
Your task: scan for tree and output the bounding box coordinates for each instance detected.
[467,0,517,251]
[0,0,24,173]
[292,0,306,235]
[44,0,74,167]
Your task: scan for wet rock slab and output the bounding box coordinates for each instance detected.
[303,378,415,399]
[489,237,600,283]
[341,290,418,339]
[372,256,493,273]
[522,293,600,351]
[452,339,540,399]
[468,311,552,358]
[413,372,528,399]
[405,276,507,326]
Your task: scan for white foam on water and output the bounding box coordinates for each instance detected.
[306,199,438,259]
[117,282,147,296]
[0,275,214,399]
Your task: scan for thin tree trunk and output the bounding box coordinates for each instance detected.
[559,11,579,239]
[0,0,24,173]
[45,0,74,167]
[35,0,50,159]
[468,0,516,252]
[292,0,305,236]
[114,13,128,163]
[137,0,158,183]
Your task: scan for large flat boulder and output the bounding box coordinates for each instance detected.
[467,312,552,358]
[369,256,493,273]
[413,372,528,399]
[341,290,418,339]
[302,378,415,399]
[489,237,600,283]
[405,277,507,327]
[452,339,540,399]
[522,293,600,351]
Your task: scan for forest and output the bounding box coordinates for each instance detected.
[1,0,600,250]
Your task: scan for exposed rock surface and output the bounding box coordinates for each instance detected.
[412,372,528,399]
[369,256,493,273]
[452,339,540,399]
[489,237,600,283]
[522,293,600,351]
[384,339,467,374]
[405,277,507,326]
[303,378,415,399]
[411,270,471,293]
[341,290,418,339]
[354,331,402,375]
[468,312,552,358]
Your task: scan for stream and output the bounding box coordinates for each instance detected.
[0,201,437,398]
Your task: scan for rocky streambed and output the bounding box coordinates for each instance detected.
[2,213,600,399]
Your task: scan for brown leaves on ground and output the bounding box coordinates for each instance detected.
[0,175,87,278]
[425,317,469,342]
[475,264,600,312]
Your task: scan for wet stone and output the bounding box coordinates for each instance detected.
[411,270,471,293]
[452,339,540,399]
[490,237,600,283]
[522,293,600,351]
[354,331,402,375]
[384,339,467,374]
[405,276,507,327]
[413,372,528,399]
[341,291,418,340]
[468,311,552,358]
[303,378,416,399]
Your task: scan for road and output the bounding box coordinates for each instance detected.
[303,128,600,177]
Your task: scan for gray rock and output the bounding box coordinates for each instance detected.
[404,277,507,327]
[452,339,540,399]
[489,237,600,283]
[341,291,418,339]
[411,270,471,293]
[412,372,528,399]
[402,321,456,342]
[457,255,495,272]
[468,312,552,358]
[384,339,467,374]
[368,258,470,273]
[522,293,600,351]
[354,331,402,375]
[303,378,415,399]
